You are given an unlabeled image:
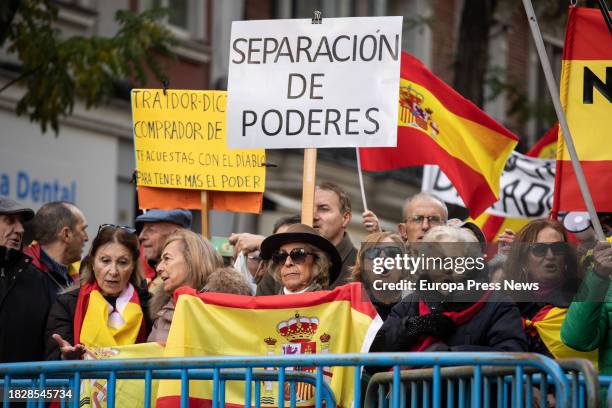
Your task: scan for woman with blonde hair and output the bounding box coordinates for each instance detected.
[148,230,250,343]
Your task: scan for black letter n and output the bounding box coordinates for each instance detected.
[583,67,612,104]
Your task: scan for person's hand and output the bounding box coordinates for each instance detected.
[402,313,455,339]
[424,341,451,352]
[52,334,91,360]
[593,241,612,278]
[362,210,382,233]
[228,233,265,258]
[497,229,515,255]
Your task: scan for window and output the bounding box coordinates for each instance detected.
[142,0,206,41]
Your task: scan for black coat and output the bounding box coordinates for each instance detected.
[0,246,51,362]
[45,283,152,360]
[370,291,527,353]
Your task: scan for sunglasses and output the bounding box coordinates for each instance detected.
[271,248,315,265]
[363,246,404,260]
[98,223,137,235]
[528,242,567,257]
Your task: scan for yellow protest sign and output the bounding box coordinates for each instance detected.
[131,89,265,192]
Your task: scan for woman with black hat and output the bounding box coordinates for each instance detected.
[259,223,342,294]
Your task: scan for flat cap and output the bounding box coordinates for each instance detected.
[135,209,192,229]
[0,197,34,221]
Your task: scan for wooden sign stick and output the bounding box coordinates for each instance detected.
[301,148,317,226]
[201,190,209,238]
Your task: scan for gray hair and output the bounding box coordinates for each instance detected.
[402,193,448,222]
[422,225,477,243]
[268,243,330,290]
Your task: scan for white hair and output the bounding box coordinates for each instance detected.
[422,225,477,243]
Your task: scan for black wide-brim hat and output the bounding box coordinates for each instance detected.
[260,223,342,285]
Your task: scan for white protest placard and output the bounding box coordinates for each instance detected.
[226,16,402,149]
[422,152,556,218]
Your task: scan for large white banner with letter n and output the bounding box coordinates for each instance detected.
[422,152,556,219]
[226,16,403,149]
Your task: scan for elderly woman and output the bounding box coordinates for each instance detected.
[504,219,594,361]
[370,225,526,353]
[351,232,409,320]
[148,230,251,343]
[45,225,150,360]
[259,223,341,294]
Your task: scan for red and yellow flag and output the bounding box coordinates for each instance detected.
[553,6,612,213]
[156,283,381,408]
[359,52,518,218]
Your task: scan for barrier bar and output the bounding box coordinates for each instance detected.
[144,369,152,408]
[182,368,190,408]
[433,365,441,408]
[392,365,401,408]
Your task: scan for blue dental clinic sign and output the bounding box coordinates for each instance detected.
[0,170,77,204]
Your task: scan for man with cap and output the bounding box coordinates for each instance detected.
[0,198,51,362]
[136,209,192,287]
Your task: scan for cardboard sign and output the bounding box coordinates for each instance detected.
[131,89,265,192]
[226,17,403,149]
[422,152,556,218]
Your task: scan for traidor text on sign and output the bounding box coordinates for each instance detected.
[226,16,402,149]
[131,89,266,192]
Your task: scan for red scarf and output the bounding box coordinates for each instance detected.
[410,291,491,351]
[73,281,146,345]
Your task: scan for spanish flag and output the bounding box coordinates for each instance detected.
[359,52,518,218]
[553,6,612,213]
[156,283,381,408]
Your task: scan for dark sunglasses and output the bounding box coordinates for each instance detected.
[363,246,404,260]
[98,223,137,235]
[528,242,567,257]
[271,248,316,265]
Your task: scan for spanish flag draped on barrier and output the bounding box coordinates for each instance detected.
[553,6,612,213]
[359,52,519,218]
[471,124,558,242]
[156,283,381,408]
[523,305,598,368]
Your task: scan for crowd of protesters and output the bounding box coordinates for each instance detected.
[1,185,612,387]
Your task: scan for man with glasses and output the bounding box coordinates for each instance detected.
[136,208,192,287]
[398,193,448,242]
[24,201,89,302]
[0,198,51,362]
[362,193,448,243]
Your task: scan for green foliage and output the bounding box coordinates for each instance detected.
[485,65,556,127]
[1,0,177,134]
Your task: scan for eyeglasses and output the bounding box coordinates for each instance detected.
[406,215,444,225]
[363,246,404,260]
[271,248,316,265]
[98,224,137,235]
[528,242,567,257]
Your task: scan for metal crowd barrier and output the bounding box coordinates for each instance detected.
[599,375,612,407]
[364,358,598,408]
[0,352,571,408]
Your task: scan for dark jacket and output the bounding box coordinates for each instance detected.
[45,282,152,360]
[23,244,73,303]
[256,232,357,295]
[370,290,527,353]
[0,246,51,362]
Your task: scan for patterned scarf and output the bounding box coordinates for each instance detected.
[74,281,146,347]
